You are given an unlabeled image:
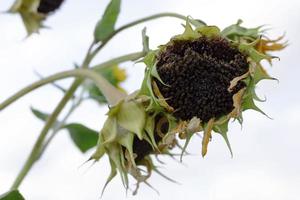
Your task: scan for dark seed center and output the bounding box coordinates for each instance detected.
[37,0,64,14]
[156,37,249,122]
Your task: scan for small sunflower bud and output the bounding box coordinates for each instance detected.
[8,0,65,35]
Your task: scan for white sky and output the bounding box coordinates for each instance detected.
[0,0,300,200]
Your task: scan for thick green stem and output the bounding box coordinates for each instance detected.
[10,80,81,190]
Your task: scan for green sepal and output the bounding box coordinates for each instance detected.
[252,64,276,84]
[144,113,159,150]
[174,18,200,40]
[117,130,136,167]
[101,158,117,197]
[142,27,150,53]
[244,76,266,103]
[90,134,105,161]
[189,18,206,28]
[150,64,168,86]
[196,26,221,37]
[166,114,178,132]
[213,118,233,157]
[119,148,129,190]
[242,94,269,118]
[20,12,44,35]
[139,52,164,111]
[239,44,271,62]
[9,0,45,36]
[107,101,122,116]
[117,101,146,140]
[107,143,128,189]
[221,19,261,40]
[101,117,118,145]
[180,131,193,161]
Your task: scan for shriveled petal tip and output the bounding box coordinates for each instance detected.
[255,35,287,55]
[201,118,215,157]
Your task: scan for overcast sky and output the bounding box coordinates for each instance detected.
[0,0,300,200]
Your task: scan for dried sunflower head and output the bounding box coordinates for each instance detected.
[91,18,285,195]
[8,0,65,35]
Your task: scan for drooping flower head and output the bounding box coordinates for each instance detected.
[8,0,65,35]
[91,18,286,195]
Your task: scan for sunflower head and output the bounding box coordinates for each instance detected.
[8,0,64,35]
[91,18,286,195]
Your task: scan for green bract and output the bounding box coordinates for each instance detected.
[9,0,45,35]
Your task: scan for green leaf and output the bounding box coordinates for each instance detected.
[0,190,25,200]
[63,123,98,153]
[30,107,60,128]
[94,0,121,42]
[30,107,49,121]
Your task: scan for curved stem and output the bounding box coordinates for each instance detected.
[91,51,146,70]
[10,80,81,190]
[8,50,145,190]
[89,12,190,60]
[1,52,145,111]
[1,69,125,110]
